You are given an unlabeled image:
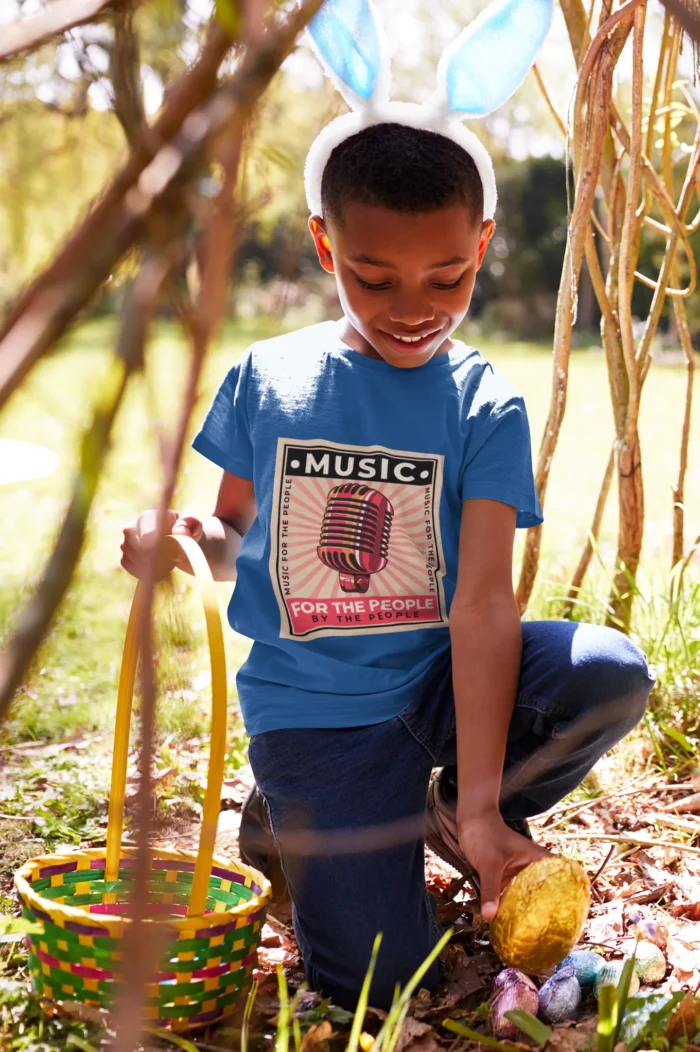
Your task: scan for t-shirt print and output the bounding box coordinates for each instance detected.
[269,438,448,639]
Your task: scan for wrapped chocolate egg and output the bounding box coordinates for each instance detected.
[632,940,666,984]
[594,959,641,997]
[556,949,605,993]
[538,967,582,1024]
[490,968,539,1041]
[620,992,673,1049]
[490,857,591,973]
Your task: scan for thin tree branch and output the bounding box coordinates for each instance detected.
[0,0,132,62]
[0,256,168,721]
[0,21,234,412]
[657,0,700,44]
[563,445,615,617]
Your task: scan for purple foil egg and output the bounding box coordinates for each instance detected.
[490,968,540,1040]
[538,966,582,1024]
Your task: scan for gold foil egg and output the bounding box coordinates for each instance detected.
[490,856,591,973]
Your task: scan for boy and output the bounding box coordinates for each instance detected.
[121,123,654,1009]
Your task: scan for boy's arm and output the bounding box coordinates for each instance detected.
[450,498,548,918]
[121,471,255,583]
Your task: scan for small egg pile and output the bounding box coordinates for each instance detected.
[489,943,669,1035]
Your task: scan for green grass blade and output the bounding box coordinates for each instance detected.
[242,979,259,1052]
[612,949,638,1046]
[276,963,291,1052]
[597,983,619,1052]
[375,929,453,1052]
[66,1039,100,1052]
[347,933,383,1052]
[503,1009,554,1045]
[442,1018,523,1051]
[143,1029,200,1052]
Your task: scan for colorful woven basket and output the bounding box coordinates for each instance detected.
[14,535,271,1031]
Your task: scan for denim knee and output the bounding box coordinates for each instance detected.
[570,625,654,734]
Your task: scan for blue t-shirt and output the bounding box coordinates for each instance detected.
[192,320,542,736]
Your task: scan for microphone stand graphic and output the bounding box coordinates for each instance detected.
[317,483,394,593]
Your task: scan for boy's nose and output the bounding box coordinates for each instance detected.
[387,290,436,327]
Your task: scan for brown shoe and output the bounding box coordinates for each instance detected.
[425,771,534,900]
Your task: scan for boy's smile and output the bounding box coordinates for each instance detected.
[310,201,495,369]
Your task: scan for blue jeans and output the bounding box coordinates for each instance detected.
[248,621,654,1010]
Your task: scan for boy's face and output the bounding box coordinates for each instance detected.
[310,201,495,369]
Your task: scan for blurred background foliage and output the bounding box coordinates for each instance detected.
[2,0,698,341]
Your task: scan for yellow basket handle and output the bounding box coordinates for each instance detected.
[105,534,227,918]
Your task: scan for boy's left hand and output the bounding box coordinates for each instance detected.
[457,811,550,921]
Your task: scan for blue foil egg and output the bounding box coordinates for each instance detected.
[538,966,582,1024]
[556,949,605,993]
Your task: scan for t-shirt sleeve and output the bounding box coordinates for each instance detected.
[460,390,543,529]
[191,352,254,480]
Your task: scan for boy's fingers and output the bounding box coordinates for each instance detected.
[172,515,203,540]
[478,860,503,921]
[137,509,179,548]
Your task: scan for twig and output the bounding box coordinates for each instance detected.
[0,256,168,721]
[535,782,697,828]
[651,812,700,835]
[0,21,234,411]
[660,791,700,813]
[552,831,700,855]
[657,0,700,44]
[0,0,131,62]
[563,447,615,616]
[516,0,637,613]
[590,845,617,888]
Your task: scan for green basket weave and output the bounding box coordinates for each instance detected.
[14,536,271,1031]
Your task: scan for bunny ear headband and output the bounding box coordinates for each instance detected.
[304,0,553,221]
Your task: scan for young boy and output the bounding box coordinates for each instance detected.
[121,123,654,1010]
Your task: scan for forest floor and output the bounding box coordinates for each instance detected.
[1,728,699,1052]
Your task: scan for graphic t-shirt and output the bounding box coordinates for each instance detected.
[192,320,543,735]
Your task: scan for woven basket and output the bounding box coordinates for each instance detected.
[14,535,271,1031]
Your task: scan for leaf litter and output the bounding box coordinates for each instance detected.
[0,742,699,1051]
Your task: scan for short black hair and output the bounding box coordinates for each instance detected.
[320,123,484,227]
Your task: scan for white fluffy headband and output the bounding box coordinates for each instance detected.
[304,0,553,221]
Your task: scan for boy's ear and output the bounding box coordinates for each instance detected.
[476,219,496,269]
[309,216,335,274]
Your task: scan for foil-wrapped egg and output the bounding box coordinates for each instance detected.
[594,959,641,997]
[556,949,605,993]
[490,968,539,1041]
[490,857,591,973]
[632,940,666,984]
[538,967,582,1024]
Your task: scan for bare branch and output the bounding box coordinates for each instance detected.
[657,0,700,44]
[0,256,168,721]
[0,0,130,62]
[111,6,146,146]
[0,22,234,411]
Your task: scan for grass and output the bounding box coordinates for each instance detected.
[0,312,699,1048]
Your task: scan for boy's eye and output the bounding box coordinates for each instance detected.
[356,276,391,291]
[431,276,465,291]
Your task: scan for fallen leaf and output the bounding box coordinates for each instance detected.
[395,1017,442,1052]
[300,1020,333,1050]
[667,995,700,1040]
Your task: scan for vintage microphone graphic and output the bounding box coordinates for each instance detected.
[317,483,394,593]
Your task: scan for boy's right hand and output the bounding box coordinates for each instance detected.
[121,509,203,580]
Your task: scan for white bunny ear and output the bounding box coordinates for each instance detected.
[307,0,390,112]
[433,0,552,119]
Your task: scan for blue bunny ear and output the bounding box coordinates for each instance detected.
[435,0,552,118]
[307,0,389,110]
